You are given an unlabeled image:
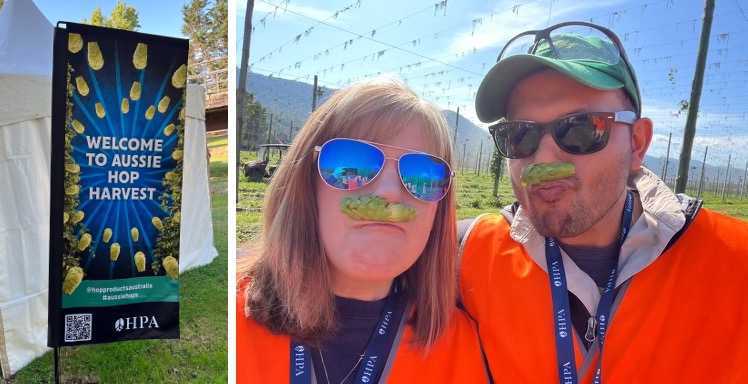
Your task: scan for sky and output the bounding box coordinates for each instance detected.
[32,0,188,39]
[238,0,748,180]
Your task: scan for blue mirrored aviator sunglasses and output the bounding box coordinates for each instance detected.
[315,138,454,203]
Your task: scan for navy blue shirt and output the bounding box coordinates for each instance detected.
[311,294,401,384]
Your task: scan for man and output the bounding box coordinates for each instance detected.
[459,21,748,383]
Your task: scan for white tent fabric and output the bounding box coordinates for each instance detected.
[0,0,54,77]
[181,85,218,272]
[0,0,218,376]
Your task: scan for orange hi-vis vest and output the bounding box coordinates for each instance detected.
[460,209,748,383]
[236,287,489,383]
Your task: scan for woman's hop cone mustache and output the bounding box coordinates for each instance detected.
[339,195,418,223]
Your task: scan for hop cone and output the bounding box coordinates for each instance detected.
[520,162,576,187]
[152,217,163,231]
[339,196,417,223]
[71,210,85,224]
[103,228,112,243]
[68,33,82,53]
[75,76,89,96]
[158,96,170,113]
[63,267,84,295]
[163,256,179,279]
[172,64,187,88]
[65,163,80,173]
[130,81,141,101]
[134,252,146,272]
[110,243,120,261]
[77,233,92,251]
[87,42,104,70]
[133,43,147,69]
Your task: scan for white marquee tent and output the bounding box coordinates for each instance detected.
[0,0,218,376]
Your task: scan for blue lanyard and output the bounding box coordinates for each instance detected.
[290,285,404,384]
[545,190,634,384]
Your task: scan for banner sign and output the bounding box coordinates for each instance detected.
[48,22,188,347]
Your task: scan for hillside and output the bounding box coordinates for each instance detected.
[643,155,744,190]
[243,71,491,159]
[241,71,743,187]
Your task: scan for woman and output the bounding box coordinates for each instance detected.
[237,77,487,383]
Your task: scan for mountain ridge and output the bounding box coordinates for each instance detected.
[243,70,743,187]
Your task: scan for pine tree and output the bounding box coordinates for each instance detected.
[181,0,228,65]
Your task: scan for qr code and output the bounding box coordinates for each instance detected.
[64,314,92,342]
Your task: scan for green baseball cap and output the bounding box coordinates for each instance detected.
[475,33,640,123]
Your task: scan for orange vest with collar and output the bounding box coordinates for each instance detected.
[236,283,489,383]
[459,209,748,383]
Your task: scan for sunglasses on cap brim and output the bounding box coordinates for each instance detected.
[498,21,641,117]
[315,138,454,203]
[489,111,637,159]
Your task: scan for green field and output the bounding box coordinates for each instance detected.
[237,154,748,247]
[8,136,228,384]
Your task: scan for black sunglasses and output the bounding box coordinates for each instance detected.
[498,21,641,117]
[489,111,637,159]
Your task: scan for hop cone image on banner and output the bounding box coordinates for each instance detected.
[49,23,188,346]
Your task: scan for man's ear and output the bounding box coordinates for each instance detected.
[630,117,653,170]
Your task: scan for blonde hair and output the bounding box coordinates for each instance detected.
[238,76,457,348]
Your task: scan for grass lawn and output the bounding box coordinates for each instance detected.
[7,135,228,384]
[236,157,748,248]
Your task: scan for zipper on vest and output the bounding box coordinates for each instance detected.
[585,316,597,343]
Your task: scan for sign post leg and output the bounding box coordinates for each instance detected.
[54,347,60,384]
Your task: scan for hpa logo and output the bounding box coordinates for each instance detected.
[114,316,160,332]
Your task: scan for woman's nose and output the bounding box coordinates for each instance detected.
[369,159,405,203]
